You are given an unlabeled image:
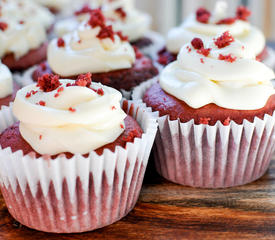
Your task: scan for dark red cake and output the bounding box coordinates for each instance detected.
[131,37,153,49]
[143,82,275,125]
[2,43,48,71]
[32,50,158,91]
[0,115,143,158]
[0,82,21,108]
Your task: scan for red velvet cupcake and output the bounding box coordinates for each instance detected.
[0,73,157,233]
[133,33,275,188]
[157,3,275,68]
[20,9,158,96]
[54,3,164,57]
[0,0,54,71]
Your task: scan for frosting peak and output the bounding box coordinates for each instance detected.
[160,32,275,110]
[166,1,265,56]
[48,9,135,77]
[13,74,127,155]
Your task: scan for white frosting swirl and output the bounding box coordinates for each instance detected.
[160,35,275,110]
[49,20,135,76]
[166,2,265,56]
[34,0,71,10]
[0,0,54,59]
[0,62,13,98]
[54,2,151,41]
[13,80,127,155]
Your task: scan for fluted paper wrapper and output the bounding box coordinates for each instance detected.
[132,78,275,188]
[0,100,158,233]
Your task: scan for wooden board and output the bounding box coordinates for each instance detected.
[0,155,275,240]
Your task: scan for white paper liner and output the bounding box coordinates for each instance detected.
[132,78,275,188]
[0,100,158,233]
[263,47,275,70]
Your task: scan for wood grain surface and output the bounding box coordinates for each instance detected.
[0,155,275,240]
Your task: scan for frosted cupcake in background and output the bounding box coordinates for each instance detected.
[54,0,165,56]
[157,1,275,69]
[0,62,20,108]
[133,31,275,188]
[0,73,157,233]
[20,9,158,96]
[0,0,54,72]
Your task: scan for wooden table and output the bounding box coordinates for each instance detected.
[0,155,275,240]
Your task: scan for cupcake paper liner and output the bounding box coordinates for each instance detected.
[263,47,275,70]
[0,100,158,233]
[132,78,275,188]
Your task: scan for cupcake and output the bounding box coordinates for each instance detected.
[22,9,158,95]
[0,62,20,108]
[157,1,275,69]
[54,0,164,56]
[133,32,275,188]
[0,73,157,233]
[0,0,54,72]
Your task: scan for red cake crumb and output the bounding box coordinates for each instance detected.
[197,48,211,57]
[87,9,105,28]
[39,135,42,140]
[25,90,38,98]
[214,31,234,49]
[97,88,104,96]
[216,17,236,25]
[112,106,116,110]
[236,6,251,21]
[68,107,76,112]
[97,25,115,41]
[37,74,61,92]
[19,20,24,24]
[120,124,124,129]
[57,87,64,92]
[186,46,192,52]
[0,21,8,31]
[196,7,211,24]
[54,93,59,98]
[199,117,211,124]
[74,4,93,16]
[219,54,237,63]
[38,101,46,106]
[134,46,143,59]
[191,38,204,49]
[57,38,65,47]
[116,31,128,41]
[115,7,127,19]
[200,58,204,63]
[75,72,92,87]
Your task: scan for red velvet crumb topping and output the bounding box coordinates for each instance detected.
[115,7,127,19]
[87,9,106,28]
[38,101,46,106]
[116,31,128,41]
[75,4,93,16]
[37,74,61,92]
[196,7,211,24]
[191,38,204,49]
[219,54,237,63]
[236,6,251,21]
[216,17,236,25]
[197,48,211,57]
[214,31,234,49]
[0,21,8,31]
[57,38,65,47]
[97,25,115,41]
[97,88,104,96]
[69,107,76,112]
[25,90,38,98]
[200,58,204,64]
[134,46,143,59]
[75,72,92,87]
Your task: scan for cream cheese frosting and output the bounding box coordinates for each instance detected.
[48,12,136,77]
[0,62,13,98]
[0,0,54,59]
[166,1,265,56]
[13,76,127,155]
[160,32,275,110]
[34,0,71,10]
[54,1,151,41]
